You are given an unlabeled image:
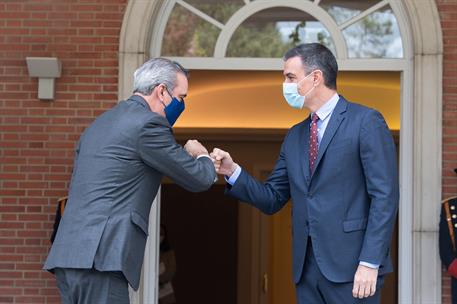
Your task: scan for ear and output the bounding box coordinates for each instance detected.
[155,84,165,100]
[314,70,324,86]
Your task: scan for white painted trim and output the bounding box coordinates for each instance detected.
[213,0,348,59]
[338,0,389,30]
[143,191,161,303]
[333,59,408,71]
[389,2,414,301]
[390,1,413,60]
[176,0,224,29]
[395,0,443,302]
[166,56,409,71]
[412,52,443,304]
[398,62,414,304]
[149,1,176,58]
[128,193,161,304]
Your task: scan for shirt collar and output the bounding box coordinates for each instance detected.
[314,93,339,121]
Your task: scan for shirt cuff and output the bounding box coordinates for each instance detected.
[225,165,241,185]
[196,154,211,160]
[359,261,379,269]
[196,154,218,183]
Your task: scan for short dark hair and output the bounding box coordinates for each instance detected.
[284,43,338,90]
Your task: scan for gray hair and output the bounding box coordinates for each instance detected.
[133,58,189,95]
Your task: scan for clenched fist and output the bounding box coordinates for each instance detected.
[184,139,209,158]
[210,148,238,176]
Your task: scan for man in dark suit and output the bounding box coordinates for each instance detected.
[211,43,399,303]
[44,58,217,303]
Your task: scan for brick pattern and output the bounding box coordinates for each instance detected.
[438,0,457,303]
[0,1,127,302]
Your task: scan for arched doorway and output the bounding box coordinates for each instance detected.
[119,1,443,303]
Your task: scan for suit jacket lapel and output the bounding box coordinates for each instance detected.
[311,97,348,178]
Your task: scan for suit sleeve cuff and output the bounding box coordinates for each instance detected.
[225,165,241,185]
[448,259,457,278]
[359,261,379,269]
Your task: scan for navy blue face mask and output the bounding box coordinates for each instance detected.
[163,88,185,126]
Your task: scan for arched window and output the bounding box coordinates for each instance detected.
[152,0,408,70]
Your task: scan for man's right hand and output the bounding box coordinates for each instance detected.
[184,139,209,158]
[210,148,238,176]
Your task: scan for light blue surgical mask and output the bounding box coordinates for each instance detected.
[282,72,316,109]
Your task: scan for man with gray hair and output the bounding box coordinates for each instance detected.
[44,58,217,303]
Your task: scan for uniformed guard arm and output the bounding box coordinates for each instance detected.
[138,120,216,192]
[439,204,457,274]
[225,136,291,215]
[358,110,399,265]
[50,201,62,244]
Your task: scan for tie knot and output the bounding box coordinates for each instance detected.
[312,113,319,123]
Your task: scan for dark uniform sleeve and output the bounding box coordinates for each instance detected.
[50,197,67,244]
[439,199,457,270]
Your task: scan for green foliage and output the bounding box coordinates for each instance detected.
[162,3,398,59]
[161,5,199,56]
[162,3,295,58]
[227,23,294,57]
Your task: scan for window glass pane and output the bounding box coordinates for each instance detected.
[226,7,335,58]
[161,4,220,57]
[320,0,382,25]
[342,6,403,58]
[183,0,244,24]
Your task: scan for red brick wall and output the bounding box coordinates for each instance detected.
[0,1,127,302]
[439,0,457,302]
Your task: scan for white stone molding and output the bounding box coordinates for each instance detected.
[338,0,389,30]
[119,0,164,99]
[213,0,348,59]
[401,0,443,303]
[176,0,224,29]
[119,2,164,303]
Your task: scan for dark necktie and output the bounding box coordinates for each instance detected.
[309,113,319,174]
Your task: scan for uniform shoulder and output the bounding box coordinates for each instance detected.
[443,196,457,204]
